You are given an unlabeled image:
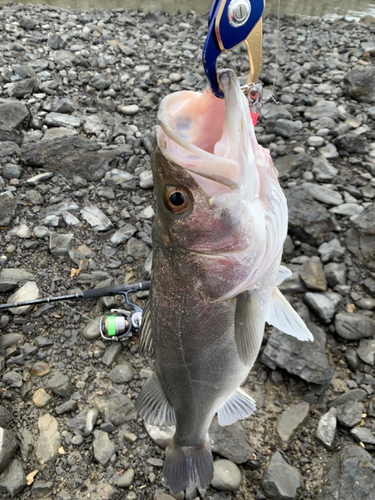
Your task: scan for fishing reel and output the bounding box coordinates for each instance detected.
[100,290,143,342]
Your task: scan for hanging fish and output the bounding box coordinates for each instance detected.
[135,69,313,494]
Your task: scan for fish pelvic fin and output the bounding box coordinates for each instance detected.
[135,372,176,426]
[139,299,154,356]
[266,287,314,342]
[217,387,256,426]
[164,438,213,494]
[235,290,265,366]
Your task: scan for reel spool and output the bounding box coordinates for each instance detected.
[100,309,132,341]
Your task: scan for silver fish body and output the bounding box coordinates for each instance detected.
[135,69,313,494]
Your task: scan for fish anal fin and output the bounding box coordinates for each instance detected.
[139,299,154,356]
[266,287,314,342]
[235,290,265,366]
[217,388,256,426]
[135,372,176,426]
[164,439,213,494]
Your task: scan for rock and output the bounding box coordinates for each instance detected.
[357,338,375,365]
[0,192,17,227]
[0,406,12,428]
[287,188,337,245]
[82,317,101,340]
[324,262,346,287]
[318,239,345,263]
[0,334,24,348]
[94,394,136,425]
[329,389,367,409]
[139,170,154,189]
[48,372,74,398]
[8,282,39,315]
[275,154,311,177]
[304,184,343,206]
[0,428,18,473]
[45,112,80,128]
[276,402,310,449]
[55,400,78,415]
[117,469,135,488]
[312,156,338,182]
[347,204,375,270]
[143,422,174,449]
[108,364,133,383]
[21,136,132,182]
[262,451,301,500]
[32,388,53,408]
[118,105,139,115]
[300,256,327,292]
[0,459,26,498]
[81,205,112,231]
[89,74,111,90]
[261,323,333,389]
[83,408,99,437]
[126,238,150,260]
[102,343,122,367]
[35,414,61,466]
[49,233,73,257]
[3,371,23,388]
[316,408,337,450]
[350,427,375,449]
[7,78,39,98]
[335,313,375,340]
[343,67,375,103]
[316,445,375,500]
[51,49,75,66]
[32,481,54,499]
[0,101,29,129]
[104,169,134,186]
[209,417,254,463]
[19,428,33,461]
[331,203,364,216]
[336,401,364,428]
[2,164,22,180]
[93,430,115,466]
[304,291,342,323]
[110,224,137,246]
[211,459,242,491]
[43,128,77,140]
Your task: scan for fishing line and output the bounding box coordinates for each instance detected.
[271,0,281,98]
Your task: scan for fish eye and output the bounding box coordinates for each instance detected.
[250,90,258,99]
[164,186,191,215]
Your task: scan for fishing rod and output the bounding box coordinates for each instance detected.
[0,280,151,342]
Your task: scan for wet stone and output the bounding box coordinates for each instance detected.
[93,430,115,466]
[209,417,254,464]
[336,401,364,428]
[211,459,242,491]
[357,338,375,365]
[108,364,133,383]
[102,343,123,367]
[350,427,375,449]
[31,481,54,499]
[276,402,310,449]
[262,451,301,500]
[82,316,101,341]
[335,313,375,340]
[316,445,375,500]
[0,459,26,498]
[31,362,50,377]
[0,428,18,474]
[48,372,74,398]
[316,408,337,450]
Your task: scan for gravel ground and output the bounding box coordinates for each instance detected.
[0,3,375,500]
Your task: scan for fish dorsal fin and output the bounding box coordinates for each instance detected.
[266,287,314,341]
[139,299,153,356]
[276,265,292,286]
[217,388,256,426]
[235,290,265,366]
[134,372,176,427]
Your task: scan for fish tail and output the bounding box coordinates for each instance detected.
[164,438,213,494]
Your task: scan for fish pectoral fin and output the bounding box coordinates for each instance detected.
[266,287,314,342]
[139,299,154,356]
[134,372,176,426]
[164,439,213,494]
[235,290,265,366]
[217,388,256,426]
[276,265,292,286]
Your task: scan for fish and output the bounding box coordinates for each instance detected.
[135,69,313,494]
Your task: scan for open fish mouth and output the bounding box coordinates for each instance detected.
[157,69,259,197]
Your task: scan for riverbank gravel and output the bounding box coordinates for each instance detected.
[0,2,375,499]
